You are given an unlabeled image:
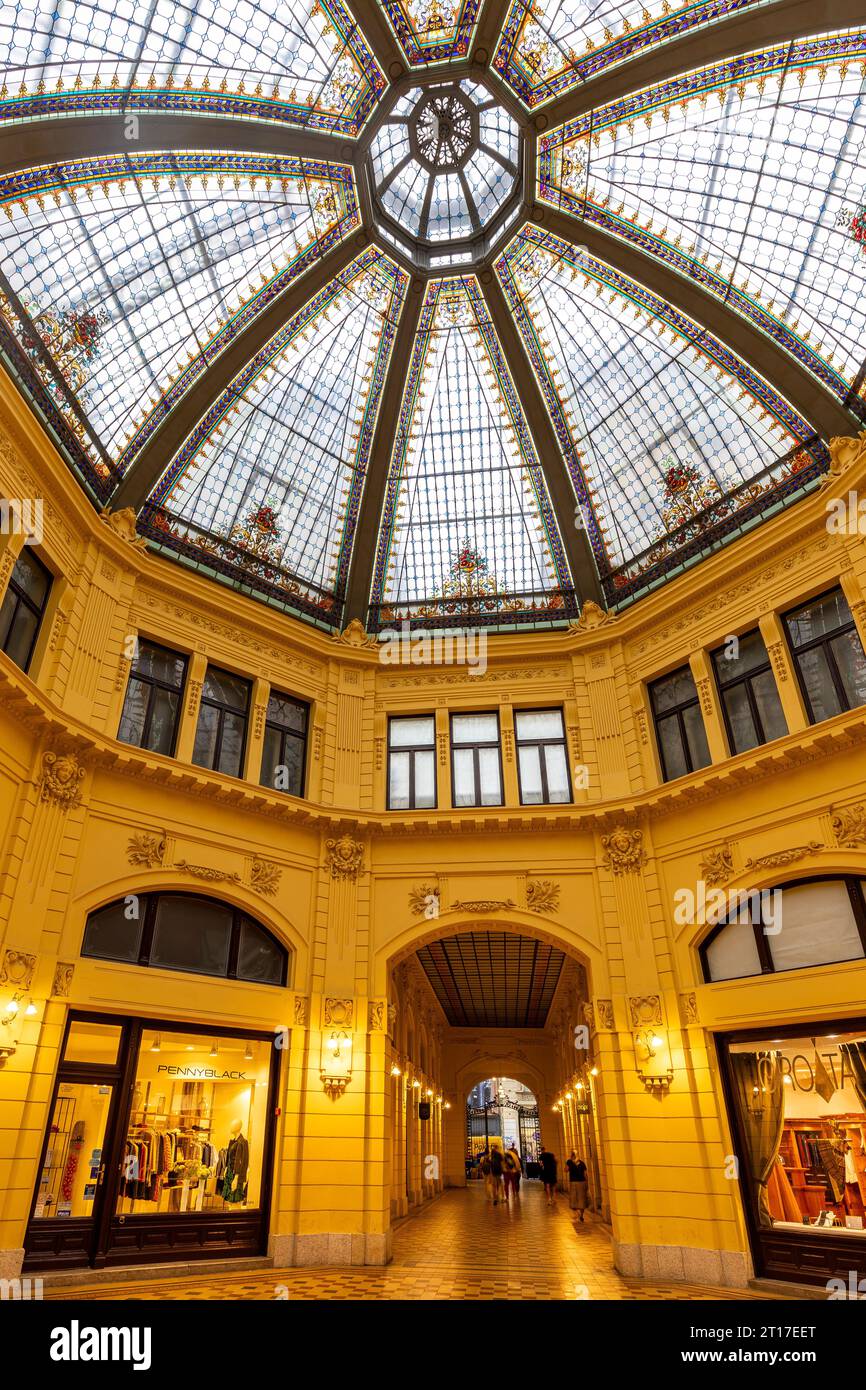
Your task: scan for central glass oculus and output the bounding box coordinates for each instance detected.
[368,78,521,265]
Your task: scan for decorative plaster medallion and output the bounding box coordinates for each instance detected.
[100,505,148,549]
[699,843,733,886]
[324,998,353,1027]
[325,834,365,881]
[601,827,644,875]
[0,949,36,990]
[250,857,281,896]
[830,804,866,848]
[127,832,165,868]
[332,618,379,649]
[629,995,663,1028]
[38,751,85,810]
[51,961,74,998]
[526,879,560,913]
[574,599,616,630]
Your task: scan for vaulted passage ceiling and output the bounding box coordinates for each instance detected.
[416,930,566,1027]
[0,1,863,628]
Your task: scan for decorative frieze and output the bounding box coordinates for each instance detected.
[744,841,823,870]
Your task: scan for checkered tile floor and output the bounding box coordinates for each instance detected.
[44,1183,788,1301]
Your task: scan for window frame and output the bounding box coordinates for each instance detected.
[387,714,437,811]
[118,637,188,757]
[648,665,709,782]
[783,586,866,724]
[514,707,572,806]
[699,875,866,984]
[0,545,52,674]
[260,689,309,798]
[710,630,786,754]
[449,710,504,809]
[82,891,289,987]
[193,664,251,777]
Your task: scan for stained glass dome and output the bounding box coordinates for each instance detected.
[0,1,863,630]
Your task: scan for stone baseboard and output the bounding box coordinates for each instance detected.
[613,1239,752,1289]
[270,1230,392,1268]
[0,1249,23,1279]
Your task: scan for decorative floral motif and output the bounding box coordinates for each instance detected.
[699,844,733,887]
[839,205,866,256]
[526,880,560,914]
[38,752,86,810]
[831,804,866,849]
[127,833,166,868]
[325,834,365,881]
[601,827,645,876]
[250,858,282,897]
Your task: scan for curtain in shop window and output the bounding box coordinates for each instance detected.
[840,1041,866,1112]
[730,1051,785,1228]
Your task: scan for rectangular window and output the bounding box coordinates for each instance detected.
[192,666,250,777]
[515,709,571,805]
[118,639,187,756]
[649,665,711,782]
[388,715,436,810]
[259,691,308,796]
[784,587,866,723]
[0,547,51,673]
[451,712,503,808]
[711,630,788,755]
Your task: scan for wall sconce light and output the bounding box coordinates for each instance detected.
[412,1078,421,1090]
[0,993,28,1062]
[634,1030,673,1094]
[390,1064,402,1077]
[321,1029,352,1099]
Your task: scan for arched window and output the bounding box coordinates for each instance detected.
[701,877,866,983]
[82,892,288,987]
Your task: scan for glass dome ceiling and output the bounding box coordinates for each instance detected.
[0,1,863,631]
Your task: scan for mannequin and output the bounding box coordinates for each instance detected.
[221,1118,249,1205]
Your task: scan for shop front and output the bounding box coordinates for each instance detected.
[23,1012,280,1270]
[719,1019,866,1288]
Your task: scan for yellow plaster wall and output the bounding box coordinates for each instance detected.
[1,368,866,1278]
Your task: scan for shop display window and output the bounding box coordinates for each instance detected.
[118,1029,270,1217]
[727,1028,866,1238]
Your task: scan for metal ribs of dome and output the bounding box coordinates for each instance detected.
[0,0,862,635]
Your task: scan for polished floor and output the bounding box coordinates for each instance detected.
[45,1182,788,1301]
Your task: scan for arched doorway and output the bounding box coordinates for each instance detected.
[381,912,607,1227]
[466,1076,541,1177]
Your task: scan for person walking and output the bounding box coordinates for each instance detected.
[489,1143,505,1205]
[539,1145,558,1206]
[566,1151,589,1221]
[503,1143,522,1201]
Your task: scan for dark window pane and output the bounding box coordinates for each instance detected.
[750,669,787,742]
[217,711,245,777]
[0,588,15,647]
[150,897,232,976]
[202,667,248,711]
[267,692,307,734]
[657,714,688,780]
[192,703,220,769]
[682,703,711,771]
[786,590,853,646]
[10,549,50,606]
[133,640,185,689]
[147,688,180,755]
[82,901,143,962]
[722,682,760,755]
[117,676,149,747]
[829,630,866,709]
[3,603,38,669]
[650,667,698,715]
[796,646,844,722]
[237,918,284,984]
[713,630,769,682]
